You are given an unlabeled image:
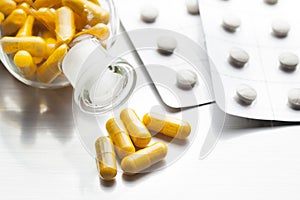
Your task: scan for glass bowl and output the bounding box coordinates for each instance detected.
[0,0,119,89]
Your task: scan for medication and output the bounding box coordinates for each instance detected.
[0,36,47,57]
[17,3,31,14]
[55,6,75,44]
[272,19,290,38]
[288,89,300,110]
[62,0,110,26]
[121,142,167,175]
[120,108,152,148]
[0,0,16,16]
[222,14,241,32]
[140,6,159,23]
[37,44,68,83]
[33,0,62,9]
[75,23,110,41]
[1,8,27,36]
[185,0,199,15]
[16,15,35,37]
[279,52,299,71]
[236,84,257,105]
[0,12,4,24]
[95,136,117,181]
[176,69,197,90]
[33,8,56,31]
[106,118,135,159]
[228,47,249,68]
[264,0,278,5]
[13,50,36,80]
[143,112,191,139]
[157,36,177,55]
[45,37,57,58]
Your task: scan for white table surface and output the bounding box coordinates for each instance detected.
[1,56,300,199]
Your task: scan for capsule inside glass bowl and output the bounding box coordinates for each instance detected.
[0,0,118,89]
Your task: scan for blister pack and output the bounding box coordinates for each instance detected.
[199,0,300,121]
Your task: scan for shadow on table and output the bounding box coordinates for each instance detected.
[0,64,75,145]
[221,114,300,140]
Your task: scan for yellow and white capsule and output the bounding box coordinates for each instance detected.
[36,43,68,83]
[106,118,135,159]
[1,8,27,35]
[143,112,191,139]
[55,6,75,44]
[62,0,110,26]
[121,142,168,175]
[75,23,110,41]
[16,15,35,37]
[0,12,4,24]
[120,108,152,148]
[95,136,117,181]
[0,36,47,57]
[13,50,36,80]
[0,0,16,16]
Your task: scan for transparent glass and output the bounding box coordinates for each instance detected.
[0,0,119,89]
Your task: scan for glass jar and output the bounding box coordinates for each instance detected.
[0,0,119,89]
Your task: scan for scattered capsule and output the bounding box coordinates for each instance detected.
[121,142,168,175]
[120,108,152,148]
[1,8,27,36]
[16,15,35,37]
[95,136,117,181]
[0,36,47,57]
[0,0,16,16]
[37,43,68,83]
[75,23,110,41]
[13,50,37,80]
[106,118,135,159]
[143,112,191,139]
[55,6,75,44]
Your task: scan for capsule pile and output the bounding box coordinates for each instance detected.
[95,108,191,180]
[0,0,110,83]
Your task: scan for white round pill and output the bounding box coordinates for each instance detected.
[236,84,257,105]
[228,47,249,68]
[272,20,290,38]
[185,0,199,15]
[176,69,198,90]
[222,14,241,32]
[140,6,159,23]
[264,0,278,5]
[157,36,177,55]
[288,88,300,110]
[279,52,299,71]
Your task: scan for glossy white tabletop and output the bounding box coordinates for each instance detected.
[1,56,300,199]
